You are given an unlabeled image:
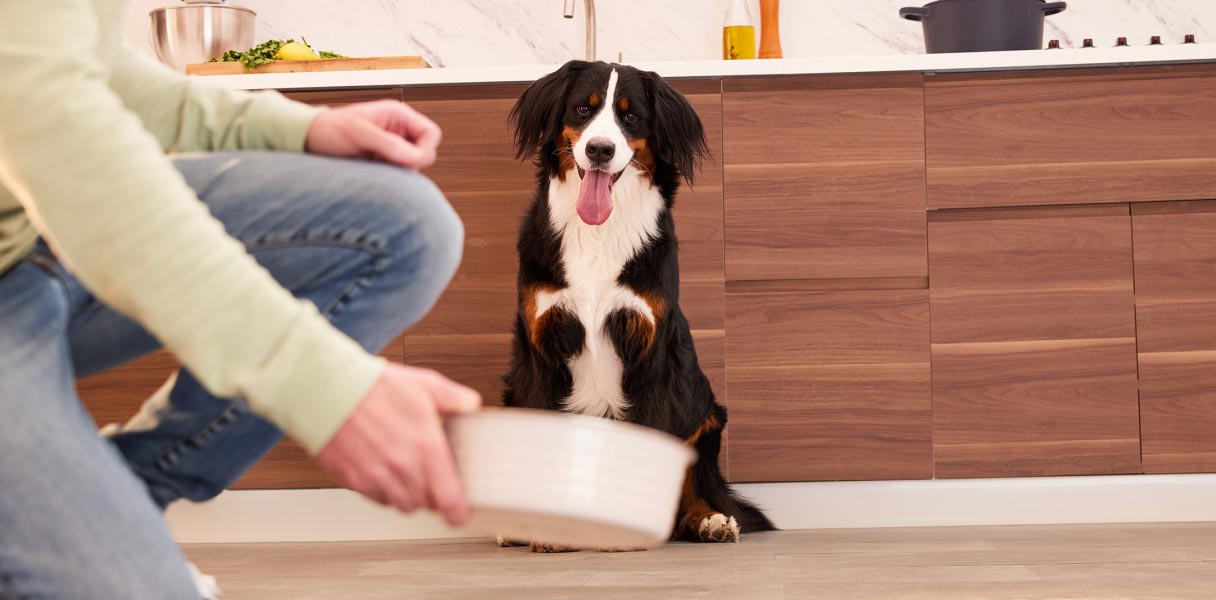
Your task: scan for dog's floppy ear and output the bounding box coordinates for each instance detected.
[642,71,709,184]
[510,60,589,162]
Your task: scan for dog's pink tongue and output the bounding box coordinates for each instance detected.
[577,169,613,226]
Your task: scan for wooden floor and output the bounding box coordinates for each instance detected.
[185,523,1216,599]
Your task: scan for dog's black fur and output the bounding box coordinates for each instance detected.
[503,61,775,541]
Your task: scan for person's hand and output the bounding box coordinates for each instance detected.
[304,100,442,169]
[316,363,481,526]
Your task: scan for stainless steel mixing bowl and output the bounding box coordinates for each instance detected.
[149,1,256,71]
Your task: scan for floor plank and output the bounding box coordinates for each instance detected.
[184,524,1216,599]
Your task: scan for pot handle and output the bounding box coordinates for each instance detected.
[899,6,929,21]
[1042,2,1067,16]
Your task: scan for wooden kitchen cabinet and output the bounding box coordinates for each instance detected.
[725,289,932,482]
[1133,201,1216,474]
[925,65,1216,210]
[723,74,927,282]
[929,204,1141,478]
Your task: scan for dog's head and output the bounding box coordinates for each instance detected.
[510,60,708,225]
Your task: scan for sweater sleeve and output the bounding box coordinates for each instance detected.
[109,43,325,153]
[0,0,383,453]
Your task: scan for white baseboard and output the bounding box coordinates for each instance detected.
[166,473,1216,544]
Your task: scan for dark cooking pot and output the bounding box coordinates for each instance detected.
[900,0,1067,54]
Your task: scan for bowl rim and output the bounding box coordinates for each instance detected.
[450,407,696,461]
[150,4,256,17]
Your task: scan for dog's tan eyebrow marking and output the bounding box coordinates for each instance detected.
[588,93,600,107]
[618,96,629,111]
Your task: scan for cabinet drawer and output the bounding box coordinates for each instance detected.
[724,75,927,281]
[725,289,931,482]
[926,65,1216,209]
[1132,201,1216,473]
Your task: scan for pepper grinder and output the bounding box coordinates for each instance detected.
[758,0,783,59]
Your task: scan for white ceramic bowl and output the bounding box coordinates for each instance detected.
[446,408,695,549]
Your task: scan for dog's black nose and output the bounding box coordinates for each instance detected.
[585,138,616,163]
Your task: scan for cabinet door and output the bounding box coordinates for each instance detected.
[1133,201,1216,473]
[929,204,1140,478]
[723,74,927,282]
[926,65,1216,210]
[725,289,931,482]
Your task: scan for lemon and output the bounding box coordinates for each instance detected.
[275,42,320,61]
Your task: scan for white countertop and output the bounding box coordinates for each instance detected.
[201,44,1216,91]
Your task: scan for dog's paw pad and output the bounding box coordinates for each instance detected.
[599,545,650,553]
[698,513,740,543]
[496,535,529,547]
[530,541,577,553]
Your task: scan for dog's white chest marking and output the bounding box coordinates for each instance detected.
[537,170,665,420]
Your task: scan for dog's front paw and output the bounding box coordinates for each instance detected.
[531,309,585,365]
[697,513,740,543]
[599,545,650,553]
[496,535,528,548]
[530,541,578,553]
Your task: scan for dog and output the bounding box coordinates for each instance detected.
[501,60,775,552]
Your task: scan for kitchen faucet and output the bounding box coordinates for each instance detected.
[563,0,596,62]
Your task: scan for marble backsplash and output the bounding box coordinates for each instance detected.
[125,0,1216,68]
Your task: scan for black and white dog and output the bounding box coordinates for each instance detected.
[502,61,774,551]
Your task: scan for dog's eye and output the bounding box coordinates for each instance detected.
[575,105,591,116]
[623,112,639,123]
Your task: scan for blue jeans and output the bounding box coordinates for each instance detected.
[0,152,463,598]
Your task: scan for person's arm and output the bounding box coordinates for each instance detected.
[112,41,444,166]
[0,0,380,452]
[109,43,323,153]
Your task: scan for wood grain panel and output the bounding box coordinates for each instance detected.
[725,163,927,280]
[726,277,928,293]
[932,339,1141,478]
[925,65,1216,209]
[728,290,930,367]
[724,74,925,165]
[1132,200,1216,473]
[77,336,405,490]
[929,205,1136,344]
[1139,353,1216,473]
[723,74,926,281]
[674,92,725,331]
[283,88,404,106]
[407,87,534,195]
[929,205,1141,478]
[725,290,931,482]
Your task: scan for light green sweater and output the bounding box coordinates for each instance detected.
[0,0,385,453]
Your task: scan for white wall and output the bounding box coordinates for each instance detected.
[127,0,1215,68]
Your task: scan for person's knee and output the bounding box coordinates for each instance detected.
[360,167,464,314]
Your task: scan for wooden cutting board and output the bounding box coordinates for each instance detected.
[186,56,431,76]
